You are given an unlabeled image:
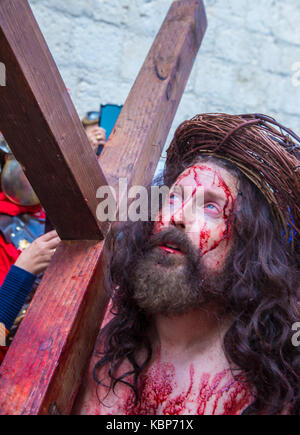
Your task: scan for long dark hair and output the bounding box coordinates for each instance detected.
[93,157,300,415]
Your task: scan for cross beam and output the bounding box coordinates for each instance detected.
[0,0,109,240]
[0,0,207,414]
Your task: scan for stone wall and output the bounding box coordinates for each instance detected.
[28,0,300,171]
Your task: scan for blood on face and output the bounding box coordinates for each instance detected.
[154,163,237,264]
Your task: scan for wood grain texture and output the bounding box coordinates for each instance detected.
[0,240,110,415]
[0,0,109,240]
[0,0,207,414]
[99,0,207,194]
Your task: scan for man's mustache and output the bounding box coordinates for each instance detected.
[144,227,199,259]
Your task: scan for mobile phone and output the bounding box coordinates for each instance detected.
[98,104,123,155]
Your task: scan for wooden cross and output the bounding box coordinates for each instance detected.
[0,0,207,414]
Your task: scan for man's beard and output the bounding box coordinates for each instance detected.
[129,227,229,316]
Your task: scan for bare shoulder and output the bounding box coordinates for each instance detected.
[72,345,133,415]
[72,302,130,415]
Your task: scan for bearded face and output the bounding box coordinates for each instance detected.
[131,227,206,315]
[129,161,239,316]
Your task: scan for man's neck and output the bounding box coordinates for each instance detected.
[151,304,232,365]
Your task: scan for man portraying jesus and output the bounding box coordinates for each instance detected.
[73,113,300,415]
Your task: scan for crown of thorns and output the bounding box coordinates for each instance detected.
[166,113,300,249]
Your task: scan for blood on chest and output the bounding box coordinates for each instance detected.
[123,360,252,415]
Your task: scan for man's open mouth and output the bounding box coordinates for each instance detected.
[158,242,185,255]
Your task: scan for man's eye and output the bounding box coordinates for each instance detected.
[205,203,220,214]
[170,193,181,203]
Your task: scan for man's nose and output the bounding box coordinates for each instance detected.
[170,209,185,230]
[169,193,204,233]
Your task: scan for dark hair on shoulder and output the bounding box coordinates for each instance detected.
[94,157,300,415]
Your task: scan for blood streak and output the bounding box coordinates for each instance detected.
[199,223,211,254]
[123,361,251,415]
[196,371,251,415]
[222,377,252,415]
[162,364,195,415]
[154,209,164,233]
[155,164,235,257]
[124,360,175,415]
[196,166,234,255]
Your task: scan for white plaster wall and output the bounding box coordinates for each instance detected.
[28,0,300,172]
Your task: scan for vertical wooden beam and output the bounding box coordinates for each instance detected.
[0,0,108,239]
[0,241,109,415]
[100,0,207,193]
[0,0,207,415]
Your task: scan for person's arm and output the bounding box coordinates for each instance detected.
[0,264,36,331]
[0,230,60,332]
[84,125,106,153]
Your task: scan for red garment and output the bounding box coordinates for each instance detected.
[0,192,44,217]
[0,235,20,286]
[0,192,45,285]
[0,346,8,364]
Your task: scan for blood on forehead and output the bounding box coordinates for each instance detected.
[175,165,234,200]
[181,165,236,256]
[173,164,236,219]
[155,164,237,258]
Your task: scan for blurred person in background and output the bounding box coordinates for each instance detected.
[0,116,106,358]
[82,111,106,154]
